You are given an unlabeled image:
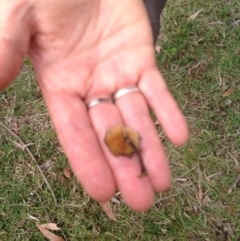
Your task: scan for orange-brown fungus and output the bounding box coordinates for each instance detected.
[104,124,147,177]
[104,123,140,157]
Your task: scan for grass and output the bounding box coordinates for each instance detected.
[0,0,240,240]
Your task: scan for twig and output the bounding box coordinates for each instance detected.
[35,191,50,221]
[123,134,147,177]
[0,122,57,205]
[227,174,240,194]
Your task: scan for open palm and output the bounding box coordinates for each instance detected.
[0,0,188,211]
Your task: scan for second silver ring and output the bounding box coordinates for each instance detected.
[113,86,140,102]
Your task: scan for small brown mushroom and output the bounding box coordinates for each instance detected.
[104,123,147,177]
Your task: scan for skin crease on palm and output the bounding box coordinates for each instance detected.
[0,0,189,211]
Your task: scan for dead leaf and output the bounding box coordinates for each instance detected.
[188,9,203,20]
[99,201,118,221]
[222,87,235,97]
[37,225,65,241]
[155,45,161,53]
[28,215,39,221]
[111,197,120,204]
[63,168,71,179]
[104,124,140,157]
[41,223,61,231]
[214,220,233,241]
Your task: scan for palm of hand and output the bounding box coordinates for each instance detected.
[0,0,188,211]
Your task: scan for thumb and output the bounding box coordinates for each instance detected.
[0,2,31,90]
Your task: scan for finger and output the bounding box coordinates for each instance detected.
[0,39,24,90]
[115,91,171,192]
[139,68,189,146]
[88,103,155,211]
[42,91,116,201]
[0,4,30,90]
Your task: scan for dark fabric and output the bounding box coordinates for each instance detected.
[143,0,167,43]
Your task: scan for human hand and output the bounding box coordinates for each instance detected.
[0,0,188,211]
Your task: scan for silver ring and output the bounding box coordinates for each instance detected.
[86,97,113,109]
[113,86,139,101]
